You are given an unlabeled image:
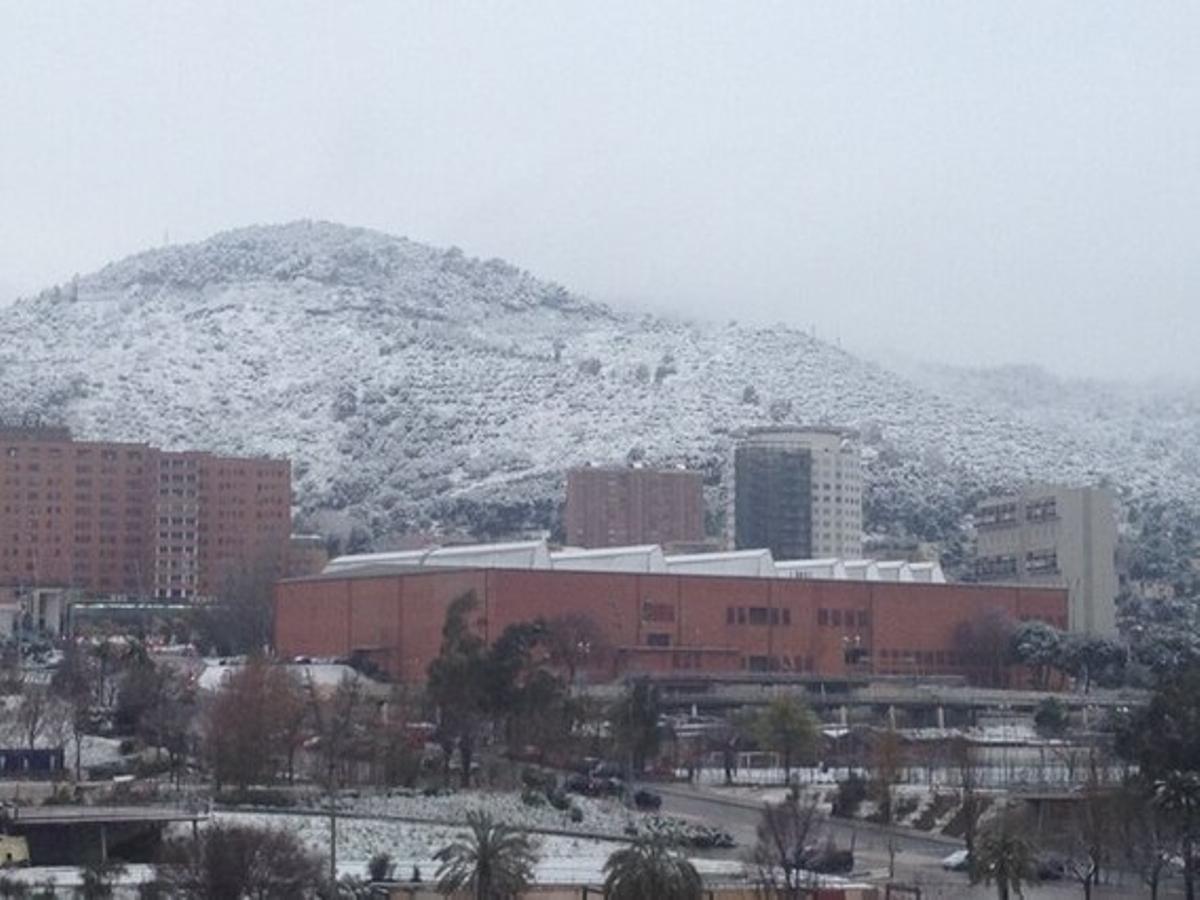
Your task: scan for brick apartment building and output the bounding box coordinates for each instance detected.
[275,567,1065,685]
[0,426,291,600]
[565,466,705,549]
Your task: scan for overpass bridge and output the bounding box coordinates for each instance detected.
[584,673,1147,728]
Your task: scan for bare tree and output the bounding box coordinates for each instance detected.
[155,822,326,899]
[51,640,99,781]
[1054,749,1117,900]
[306,672,368,788]
[205,656,307,792]
[869,728,905,824]
[749,788,822,898]
[954,608,1016,687]
[951,736,986,858]
[544,613,611,684]
[16,684,68,751]
[1119,779,1176,900]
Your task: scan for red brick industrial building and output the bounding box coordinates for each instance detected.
[565,466,705,549]
[0,426,291,600]
[275,567,1066,685]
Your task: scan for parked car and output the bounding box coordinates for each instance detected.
[633,789,662,811]
[1035,853,1068,881]
[591,761,623,779]
[799,843,854,875]
[564,774,624,798]
[941,849,971,872]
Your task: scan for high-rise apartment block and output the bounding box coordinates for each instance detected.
[565,466,704,549]
[974,485,1117,635]
[734,427,862,560]
[0,426,291,600]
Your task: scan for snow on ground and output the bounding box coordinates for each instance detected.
[339,789,635,838]
[79,734,126,769]
[207,811,626,864]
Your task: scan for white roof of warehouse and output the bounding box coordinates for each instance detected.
[551,545,667,573]
[323,540,944,583]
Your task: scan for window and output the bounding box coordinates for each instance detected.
[1025,549,1059,575]
[818,608,829,626]
[746,655,771,672]
[832,609,843,626]
[737,608,746,625]
[856,610,869,628]
[782,608,791,625]
[748,607,769,626]
[646,633,670,647]
[1026,497,1057,522]
[641,601,674,623]
[770,608,780,626]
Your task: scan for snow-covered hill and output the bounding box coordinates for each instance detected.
[1,221,1196,549]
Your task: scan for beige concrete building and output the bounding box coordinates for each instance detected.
[974,485,1117,635]
[734,427,862,560]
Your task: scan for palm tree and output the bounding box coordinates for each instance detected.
[434,810,539,900]
[972,815,1034,900]
[602,835,703,900]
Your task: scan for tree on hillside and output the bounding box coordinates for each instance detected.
[602,834,702,900]
[434,810,539,900]
[610,680,662,776]
[753,696,820,785]
[426,592,489,787]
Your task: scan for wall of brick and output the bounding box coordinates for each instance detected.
[276,569,1068,685]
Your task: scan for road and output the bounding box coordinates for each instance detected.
[650,782,1180,898]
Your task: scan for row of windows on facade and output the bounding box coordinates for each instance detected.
[725,606,792,626]
[877,648,974,667]
[4,446,284,471]
[974,550,1060,578]
[977,497,1058,528]
[742,655,817,673]
[3,446,143,460]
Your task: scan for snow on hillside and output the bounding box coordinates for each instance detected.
[1,221,1195,548]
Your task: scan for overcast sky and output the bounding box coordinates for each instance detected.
[2,2,1198,380]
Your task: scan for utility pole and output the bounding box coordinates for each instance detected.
[328,759,337,884]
